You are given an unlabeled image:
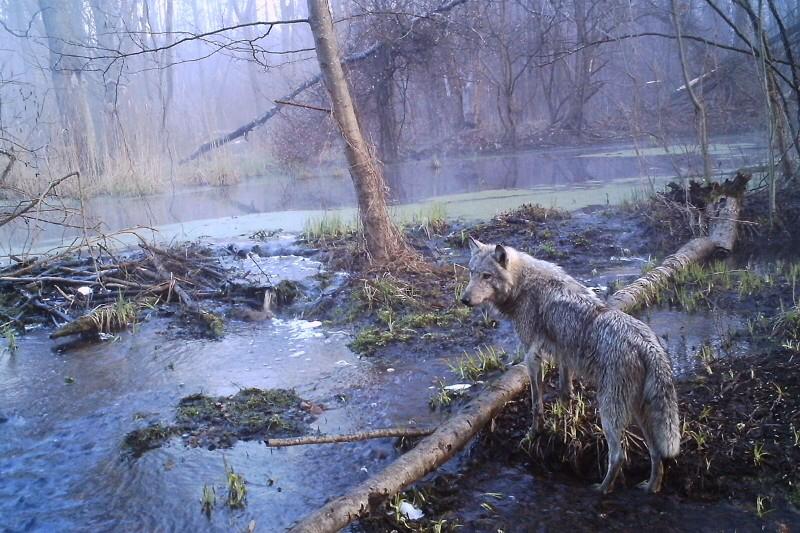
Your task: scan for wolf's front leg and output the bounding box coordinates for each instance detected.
[559,367,574,402]
[525,348,545,433]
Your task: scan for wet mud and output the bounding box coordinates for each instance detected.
[304,198,800,531]
[3,184,800,531]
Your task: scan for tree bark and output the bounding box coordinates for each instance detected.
[266,426,435,447]
[39,0,101,176]
[306,0,415,265]
[375,45,399,163]
[289,173,750,533]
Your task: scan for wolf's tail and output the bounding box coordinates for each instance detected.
[642,342,681,458]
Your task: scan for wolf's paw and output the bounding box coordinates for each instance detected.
[638,480,661,494]
[592,482,613,495]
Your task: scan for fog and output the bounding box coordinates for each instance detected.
[0,0,797,249]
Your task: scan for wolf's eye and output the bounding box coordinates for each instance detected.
[481,272,492,280]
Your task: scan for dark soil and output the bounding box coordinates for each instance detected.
[303,189,800,531]
[123,388,316,457]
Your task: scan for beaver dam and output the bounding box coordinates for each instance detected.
[2,177,800,532]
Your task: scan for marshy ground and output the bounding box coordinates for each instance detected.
[2,182,799,532]
[302,189,800,531]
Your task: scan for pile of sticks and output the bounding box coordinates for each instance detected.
[0,242,228,339]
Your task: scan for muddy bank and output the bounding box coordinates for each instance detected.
[302,194,800,530]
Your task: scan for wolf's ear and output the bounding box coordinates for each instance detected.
[493,244,508,268]
[468,236,483,255]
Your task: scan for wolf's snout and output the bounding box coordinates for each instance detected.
[460,296,472,307]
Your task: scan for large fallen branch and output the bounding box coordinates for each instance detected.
[289,172,750,533]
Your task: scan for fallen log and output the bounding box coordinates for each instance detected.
[266,426,435,447]
[50,314,101,339]
[288,173,750,533]
[607,171,749,311]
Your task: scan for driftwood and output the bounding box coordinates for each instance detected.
[266,427,435,447]
[50,315,102,339]
[289,174,750,533]
[608,172,750,311]
[0,240,236,339]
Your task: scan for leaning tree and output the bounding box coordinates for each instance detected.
[306,0,418,266]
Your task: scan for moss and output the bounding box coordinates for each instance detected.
[350,327,411,355]
[199,310,224,338]
[274,280,301,306]
[123,424,178,457]
[351,306,471,355]
[505,203,570,222]
[125,387,310,456]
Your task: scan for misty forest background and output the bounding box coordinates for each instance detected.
[0,0,797,212]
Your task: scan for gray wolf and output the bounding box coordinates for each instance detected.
[460,237,680,493]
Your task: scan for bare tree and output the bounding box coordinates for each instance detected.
[306,0,417,265]
[672,0,712,181]
[38,0,101,176]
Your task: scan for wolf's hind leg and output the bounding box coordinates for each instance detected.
[525,349,545,433]
[559,367,574,402]
[596,413,625,494]
[639,421,665,493]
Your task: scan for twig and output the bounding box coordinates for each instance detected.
[0,276,101,285]
[266,426,435,447]
[0,171,78,228]
[274,99,332,114]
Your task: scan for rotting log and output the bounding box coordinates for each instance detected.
[266,427,435,447]
[608,171,750,311]
[288,172,750,533]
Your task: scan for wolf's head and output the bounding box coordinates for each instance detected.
[460,236,515,308]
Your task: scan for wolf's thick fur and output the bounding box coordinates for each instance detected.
[461,238,680,493]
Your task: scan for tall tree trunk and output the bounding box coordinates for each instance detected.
[232,0,263,111]
[306,0,416,265]
[564,0,590,137]
[160,0,175,133]
[375,46,399,163]
[90,0,122,157]
[39,0,101,177]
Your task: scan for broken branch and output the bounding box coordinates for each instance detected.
[266,426,435,447]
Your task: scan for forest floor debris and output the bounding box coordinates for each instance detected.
[0,241,301,348]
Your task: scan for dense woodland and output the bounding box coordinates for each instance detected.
[0,0,797,201]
